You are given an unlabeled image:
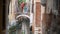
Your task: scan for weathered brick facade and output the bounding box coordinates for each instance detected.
[36,2,41,27]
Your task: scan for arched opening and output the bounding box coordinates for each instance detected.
[16,16,30,34]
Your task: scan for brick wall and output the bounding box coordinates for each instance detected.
[36,2,41,27]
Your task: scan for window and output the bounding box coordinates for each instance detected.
[53,0,58,10]
[41,0,46,6]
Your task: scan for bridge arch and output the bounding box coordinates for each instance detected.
[16,15,30,19]
[16,15,30,34]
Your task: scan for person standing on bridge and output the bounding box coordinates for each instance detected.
[20,2,26,12]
